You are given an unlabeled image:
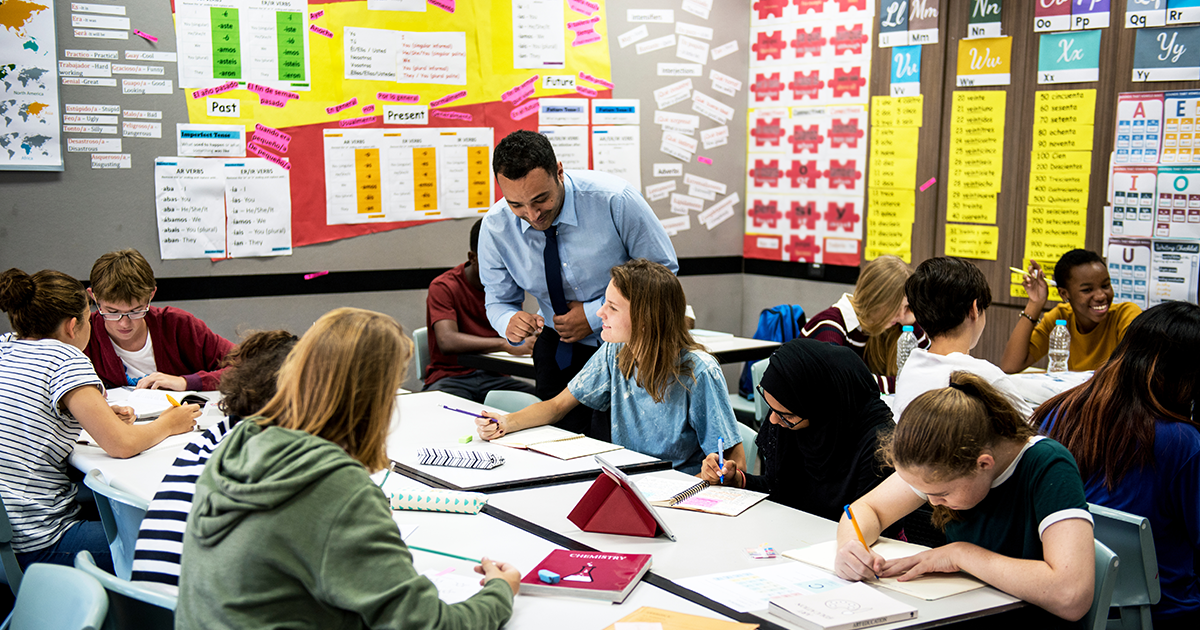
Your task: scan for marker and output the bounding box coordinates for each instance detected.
[444,405,498,424]
[1009,266,1057,287]
[166,394,181,407]
[844,504,878,579]
[717,436,725,484]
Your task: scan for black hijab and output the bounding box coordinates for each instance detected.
[755,338,895,521]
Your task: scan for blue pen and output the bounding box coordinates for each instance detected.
[717,436,725,484]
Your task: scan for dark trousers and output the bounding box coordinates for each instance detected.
[533,328,610,440]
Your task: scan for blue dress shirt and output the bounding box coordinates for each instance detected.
[478,170,678,346]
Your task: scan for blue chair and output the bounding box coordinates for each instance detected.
[484,390,541,413]
[0,495,22,596]
[1085,540,1121,630]
[83,471,149,581]
[75,551,175,630]
[0,563,106,630]
[1089,504,1161,630]
[412,327,430,382]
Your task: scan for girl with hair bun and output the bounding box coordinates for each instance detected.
[0,268,199,573]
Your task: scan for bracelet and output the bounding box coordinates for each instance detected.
[1018,311,1038,325]
[737,468,746,489]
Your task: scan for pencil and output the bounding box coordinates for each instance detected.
[408,545,483,564]
[166,394,181,407]
[844,504,878,579]
[1009,266,1057,287]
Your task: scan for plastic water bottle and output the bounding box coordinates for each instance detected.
[1048,319,1070,374]
[896,325,917,374]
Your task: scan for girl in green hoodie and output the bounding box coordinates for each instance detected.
[177,307,521,630]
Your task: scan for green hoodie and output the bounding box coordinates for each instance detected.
[176,420,514,630]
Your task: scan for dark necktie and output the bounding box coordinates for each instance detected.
[543,225,573,369]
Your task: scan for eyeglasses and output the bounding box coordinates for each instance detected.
[95,307,150,321]
[757,385,803,428]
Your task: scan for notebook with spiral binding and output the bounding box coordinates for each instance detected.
[416,447,505,470]
[633,474,767,517]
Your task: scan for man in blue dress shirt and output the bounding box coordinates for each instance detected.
[478,130,678,436]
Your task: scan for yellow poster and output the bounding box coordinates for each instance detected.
[1032,89,1097,127]
[956,38,1013,87]
[946,223,999,260]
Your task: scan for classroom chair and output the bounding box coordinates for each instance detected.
[83,471,149,581]
[1085,540,1121,630]
[0,495,22,596]
[728,392,756,428]
[736,422,760,476]
[1088,504,1161,630]
[75,551,175,630]
[0,563,107,630]
[484,390,541,413]
[413,327,431,383]
[750,357,770,428]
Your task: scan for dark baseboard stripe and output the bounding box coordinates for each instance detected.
[744,258,861,284]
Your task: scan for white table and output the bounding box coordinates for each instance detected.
[387,391,668,492]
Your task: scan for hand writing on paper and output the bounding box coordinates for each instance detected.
[157,403,202,436]
[506,312,544,344]
[554,301,592,343]
[475,411,509,440]
[880,543,966,581]
[834,539,886,582]
[110,405,136,425]
[475,557,521,595]
[136,372,187,391]
[699,452,740,486]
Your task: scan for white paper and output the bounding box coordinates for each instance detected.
[653,163,683,177]
[675,35,709,64]
[61,77,116,86]
[423,571,483,605]
[681,0,712,20]
[688,185,715,200]
[699,192,739,229]
[644,179,676,200]
[91,153,131,169]
[65,104,121,114]
[591,99,639,125]
[63,114,117,124]
[700,125,729,149]
[206,97,241,117]
[709,69,742,96]
[710,40,738,60]
[660,214,690,234]
[676,563,850,613]
[124,50,177,62]
[1151,241,1200,306]
[154,157,228,259]
[539,126,589,169]
[121,79,172,94]
[122,121,162,138]
[684,172,726,194]
[654,79,692,108]
[636,34,676,55]
[175,0,311,90]
[367,0,426,10]
[72,3,127,15]
[111,64,164,75]
[627,9,673,22]
[542,74,576,90]
[675,22,713,41]
[539,98,588,125]
[71,14,130,30]
[345,27,399,81]
[658,63,702,77]
[592,126,641,190]
[67,138,121,152]
[654,110,699,129]
[670,192,703,212]
[5,5,65,168]
[617,24,649,48]
[64,49,119,59]
[662,130,697,154]
[177,123,245,157]
[398,31,466,84]
[62,124,116,134]
[225,159,293,257]
[513,0,565,69]
[73,29,128,39]
[383,105,428,125]
[58,60,111,77]
[123,109,161,119]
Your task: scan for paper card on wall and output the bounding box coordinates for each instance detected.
[827,105,868,155]
[660,214,690,235]
[748,107,791,152]
[709,69,742,96]
[947,188,997,224]
[711,40,738,60]
[1115,91,1164,163]
[864,216,913,263]
[654,163,683,177]
[645,179,676,200]
[1028,166,1089,210]
[637,35,677,55]
[1150,240,1200,305]
[225,159,292,257]
[593,126,641,190]
[175,0,310,90]
[658,63,703,77]
[1027,206,1087,252]
[1032,123,1094,151]
[868,155,917,189]
[908,0,940,45]
[749,28,788,67]
[877,0,909,48]
[956,37,1012,87]
[890,45,921,96]
[1107,237,1151,308]
[592,99,640,125]
[346,28,402,81]
[155,157,227,259]
[1034,0,1071,32]
[1134,27,1200,81]
[397,32,466,84]
[539,126,589,169]
[1111,165,1157,237]
[1162,90,1200,163]
[676,22,713,41]
[1155,165,1200,238]
[945,223,999,260]
[618,25,649,48]
[627,9,673,22]
[1071,0,1110,30]
[872,95,924,127]
[688,185,716,200]
[539,98,588,125]
[968,0,1003,38]
[1038,30,1102,84]
[513,0,565,68]
[701,125,729,149]
[177,123,244,157]
[681,0,712,20]
[367,0,425,10]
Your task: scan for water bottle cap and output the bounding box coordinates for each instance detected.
[902,325,913,332]
[1055,319,1067,325]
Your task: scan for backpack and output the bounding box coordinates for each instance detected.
[737,304,806,398]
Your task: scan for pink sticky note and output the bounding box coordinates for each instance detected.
[698,156,713,165]
[578,72,613,89]
[919,177,936,192]
[309,10,324,20]
[338,115,377,128]
[510,99,539,121]
[566,16,600,32]
[259,95,288,108]
[246,142,291,170]
[362,104,376,114]
[502,75,539,104]
[326,97,359,115]
[190,80,239,100]
[567,0,599,16]
[572,29,602,47]
[427,0,455,12]
[309,24,334,38]
[377,92,420,103]
[254,123,292,144]
[431,109,473,121]
[133,29,158,43]
[303,270,329,280]
[431,90,467,108]
[575,85,598,97]
[251,133,288,153]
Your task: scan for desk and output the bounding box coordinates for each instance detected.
[456,335,780,380]
[388,391,669,492]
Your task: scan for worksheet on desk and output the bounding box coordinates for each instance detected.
[675,562,850,613]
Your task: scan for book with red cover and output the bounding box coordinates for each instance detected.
[519,550,653,603]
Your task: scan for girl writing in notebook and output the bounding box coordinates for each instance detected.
[0,268,200,573]
[475,259,744,476]
[177,308,521,629]
[834,372,1095,625]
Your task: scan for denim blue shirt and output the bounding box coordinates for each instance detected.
[568,343,741,474]
[477,170,678,347]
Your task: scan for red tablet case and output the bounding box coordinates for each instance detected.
[567,472,661,538]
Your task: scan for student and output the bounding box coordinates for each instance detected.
[801,255,928,393]
[835,372,1095,625]
[0,268,199,573]
[84,249,234,391]
[475,259,744,476]
[1001,249,1141,373]
[424,219,537,403]
[1039,301,1200,628]
[700,339,893,522]
[177,308,519,629]
[131,329,298,589]
[895,256,1034,419]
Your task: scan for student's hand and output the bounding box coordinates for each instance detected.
[156,404,201,436]
[1023,260,1049,309]
[110,405,136,425]
[475,557,521,596]
[506,312,544,344]
[476,411,508,440]
[503,336,536,356]
[699,453,741,486]
[136,372,187,391]
[834,539,885,582]
[880,543,965,581]
[553,302,593,343]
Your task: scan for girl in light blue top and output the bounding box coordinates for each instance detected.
[477,259,743,475]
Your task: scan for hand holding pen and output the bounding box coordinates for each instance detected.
[834,504,884,581]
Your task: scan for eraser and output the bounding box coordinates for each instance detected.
[538,569,561,584]
[458,435,473,444]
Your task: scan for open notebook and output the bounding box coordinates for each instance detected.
[105,388,209,420]
[633,474,767,517]
[782,538,986,601]
[489,425,623,460]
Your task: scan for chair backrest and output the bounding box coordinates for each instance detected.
[1082,540,1120,630]
[83,470,149,581]
[413,327,430,382]
[75,551,175,630]
[484,390,542,414]
[1088,503,1161,607]
[0,494,23,596]
[736,422,760,476]
[751,357,770,425]
[3,563,107,630]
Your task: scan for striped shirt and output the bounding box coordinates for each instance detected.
[0,333,103,553]
[130,416,237,589]
[801,294,929,394]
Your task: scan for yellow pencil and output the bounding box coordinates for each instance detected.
[165,394,181,407]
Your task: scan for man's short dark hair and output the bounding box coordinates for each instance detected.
[493,130,558,181]
[469,218,482,254]
[1053,249,1104,287]
[905,257,993,338]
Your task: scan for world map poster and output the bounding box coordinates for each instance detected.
[0,0,61,170]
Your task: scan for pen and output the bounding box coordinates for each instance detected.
[717,436,725,484]
[844,504,878,579]
[443,405,498,424]
[166,394,181,407]
[1009,266,1057,287]
[408,545,483,564]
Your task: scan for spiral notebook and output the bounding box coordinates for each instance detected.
[633,474,767,517]
[416,447,505,470]
[490,425,624,460]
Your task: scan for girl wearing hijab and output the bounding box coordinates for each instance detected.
[701,338,894,521]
